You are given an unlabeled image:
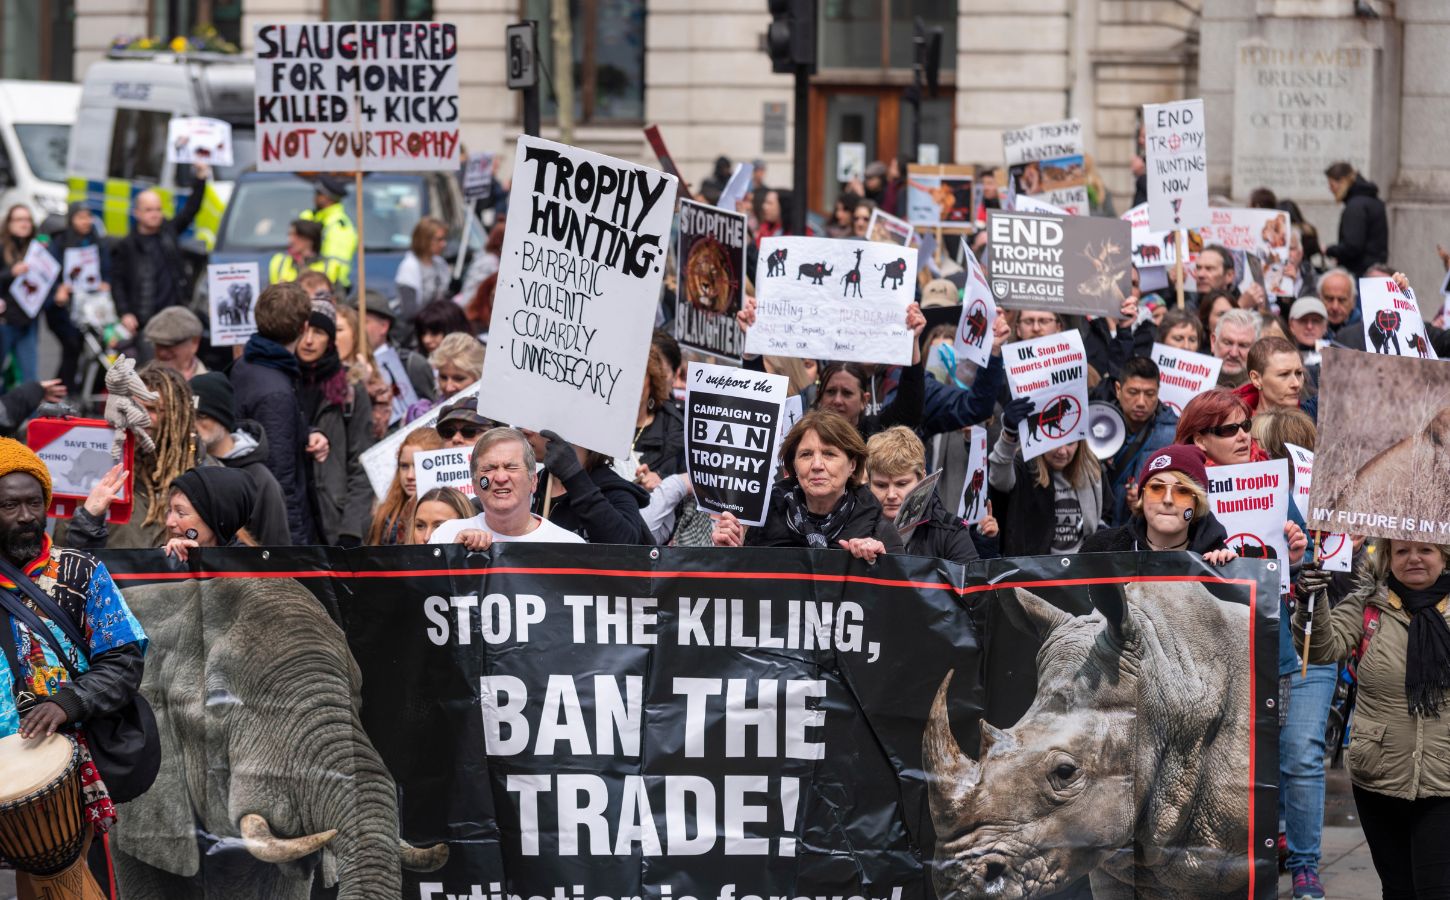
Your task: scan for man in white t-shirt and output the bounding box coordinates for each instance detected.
[430,426,584,548]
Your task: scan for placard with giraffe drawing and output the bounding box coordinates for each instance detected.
[745,236,918,365]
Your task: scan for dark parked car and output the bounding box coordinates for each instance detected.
[198,169,484,309]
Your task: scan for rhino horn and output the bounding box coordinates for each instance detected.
[979,720,1011,756]
[1089,582,1136,646]
[1003,587,1074,640]
[923,671,980,814]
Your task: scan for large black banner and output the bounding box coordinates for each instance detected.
[95,546,1278,899]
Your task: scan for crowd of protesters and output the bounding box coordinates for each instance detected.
[0,132,1437,899]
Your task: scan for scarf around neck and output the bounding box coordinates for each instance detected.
[298,347,349,414]
[1389,571,1450,718]
[243,334,301,377]
[783,485,857,549]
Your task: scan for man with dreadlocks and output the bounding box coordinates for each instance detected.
[63,365,214,549]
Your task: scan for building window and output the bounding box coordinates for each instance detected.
[524,0,646,125]
[0,0,74,81]
[326,0,434,19]
[820,0,957,71]
[108,108,170,183]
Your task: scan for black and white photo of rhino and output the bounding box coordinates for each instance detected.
[924,580,1252,899]
[216,282,255,327]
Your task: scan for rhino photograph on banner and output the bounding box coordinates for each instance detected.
[745,236,916,365]
[477,135,677,459]
[90,544,1277,899]
[1309,347,1450,542]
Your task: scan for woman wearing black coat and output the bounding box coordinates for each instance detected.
[295,300,375,546]
[631,344,685,482]
[45,203,104,392]
[865,425,976,564]
[1081,443,1235,564]
[713,410,904,560]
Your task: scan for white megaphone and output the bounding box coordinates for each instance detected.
[1087,402,1127,460]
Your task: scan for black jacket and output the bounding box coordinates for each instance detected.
[1081,512,1229,555]
[230,343,316,545]
[300,380,375,546]
[747,481,906,552]
[903,493,978,565]
[1327,176,1388,277]
[1083,317,1156,385]
[546,465,654,545]
[861,362,925,439]
[634,401,685,476]
[214,419,293,547]
[110,177,207,324]
[0,381,44,435]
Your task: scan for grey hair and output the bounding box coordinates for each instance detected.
[471,427,537,475]
[1215,308,1262,340]
[1316,267,1354,296]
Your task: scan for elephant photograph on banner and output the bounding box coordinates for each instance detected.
[99,573,447,900]
[91,545,1277,899]
[925,568,1277,900]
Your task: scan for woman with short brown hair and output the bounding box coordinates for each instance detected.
[712,410,902,560]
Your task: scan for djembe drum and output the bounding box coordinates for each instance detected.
[0,733,105,899]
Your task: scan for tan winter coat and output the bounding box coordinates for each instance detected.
[1296,579,1450,799]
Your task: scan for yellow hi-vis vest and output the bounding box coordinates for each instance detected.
[268,252,347,287]
[300,203,358,285]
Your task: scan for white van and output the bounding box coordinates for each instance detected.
[0,80,80,225]
[67,50,253,248]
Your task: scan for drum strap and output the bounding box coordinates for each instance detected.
[0,612,38,713]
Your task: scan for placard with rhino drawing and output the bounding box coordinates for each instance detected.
[987,210,1132,318]
[1309,348,1450,543]
[93,544,1276,898]
[746,236,917,365]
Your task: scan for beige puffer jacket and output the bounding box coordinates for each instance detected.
[1296,578,1450,799]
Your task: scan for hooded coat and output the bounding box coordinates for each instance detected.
[230,336,316,545]
[212,420,292,547]
[544,465,655,545]
[746,480,906,552]
[1298,576,1450,799]
[1326,175,1388,277]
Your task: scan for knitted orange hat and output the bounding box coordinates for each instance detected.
[0,438,52,507]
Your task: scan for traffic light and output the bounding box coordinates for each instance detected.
[767,0,816,74]
[915,16,943,97]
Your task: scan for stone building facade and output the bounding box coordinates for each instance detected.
[50,0,1448,292]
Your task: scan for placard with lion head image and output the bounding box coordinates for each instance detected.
[1309,347,1450,543]
[675,198,747,360]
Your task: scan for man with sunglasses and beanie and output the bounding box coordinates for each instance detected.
[1083,443,1237,565]
[0,439,147,893]
[429,427,583,549]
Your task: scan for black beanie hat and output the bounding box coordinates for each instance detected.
[189,372,237,433]
[170,467,257,546]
